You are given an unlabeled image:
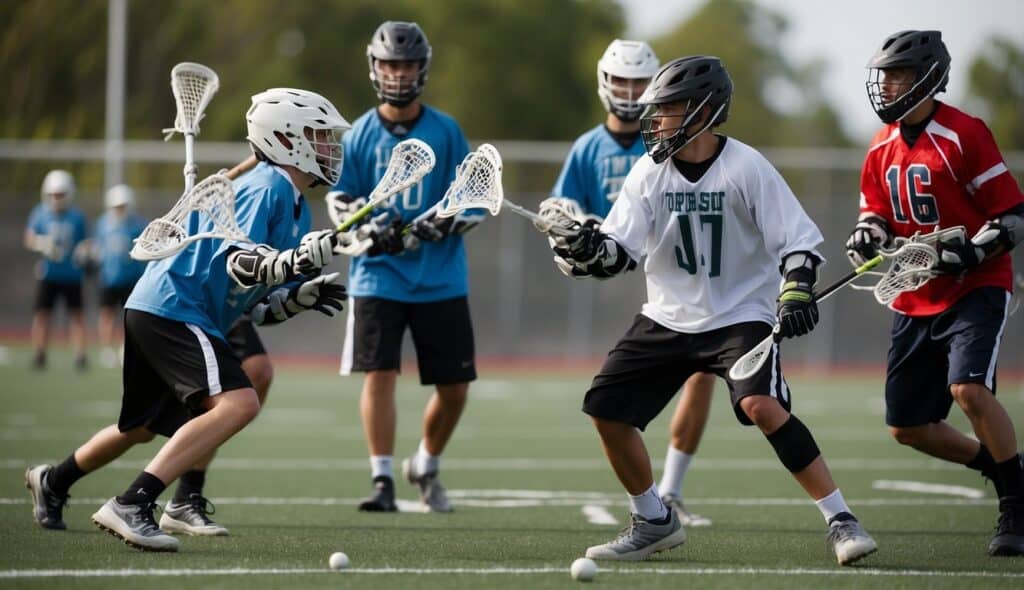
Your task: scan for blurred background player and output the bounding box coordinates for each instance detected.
[24,88,349,551]
[24,169,89,370]
[549,38,712,527]
[553,55,876,564]
[90,184,147,368]
[327,21,484,513]
[847,29,1024,556]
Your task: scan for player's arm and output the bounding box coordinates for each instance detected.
[845,150,895,267]
[935,203,1024,275]
[776,251,822,339]
[552,218,637,280]
[225,230,337,288]
[249,272,347,326]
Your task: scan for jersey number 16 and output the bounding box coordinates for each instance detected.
[885,164,939,225]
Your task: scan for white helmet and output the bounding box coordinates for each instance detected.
[41,169,76,205]
[245,88,351,186]
[104,184,135,209]
[597,40,660,121]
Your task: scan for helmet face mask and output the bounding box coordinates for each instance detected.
[367,21,431,107]
[597,39,660,121]
[865,30,950,124]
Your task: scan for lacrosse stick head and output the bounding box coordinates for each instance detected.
[535,197,584,233]
[370,139,437,204]
[164,63,219,138]
[873,241,940,306]
[130,174,248,261]
[728,329,778,381]
[435,143,504,218]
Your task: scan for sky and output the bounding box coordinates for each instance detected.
[617,0,1023,143]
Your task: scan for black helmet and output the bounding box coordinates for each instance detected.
[866,30,950,124]
[638,56,733,164]
[367,21,432,107]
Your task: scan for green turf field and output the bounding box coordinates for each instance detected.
[1,345,1023,589]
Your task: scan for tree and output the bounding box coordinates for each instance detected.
[965,35,1024,150]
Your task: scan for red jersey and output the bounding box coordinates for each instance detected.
[859,102,1023,316]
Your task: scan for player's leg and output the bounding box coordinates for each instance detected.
[343,297,407,512]
[90,311,256,551]
[97,304,118,368]
[403,297,476,512]
[722,322,876,566]
[162,320,272,536]
[659,372,715,526]
[30,281,57,369]
[580,315,689,561]
[65,282,87,370]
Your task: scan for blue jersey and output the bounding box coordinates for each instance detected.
[551,125,645,217]
[26,204,88,283]
[126,163,310,341]
[332,105,471,302]
[93,211,148,288]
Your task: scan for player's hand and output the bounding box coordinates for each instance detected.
[845,218,890,267]
[31,234,61,260]
[934,232,984,276]
[297,230,335,270]
[407,213,454,242]
[776,280,818,338]
[563,218,603,263]
[362,213,406,257]
[290,272,347,316]
[326,193,368,229]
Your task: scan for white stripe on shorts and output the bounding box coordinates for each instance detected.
[983,291,1011,391]
[186,323,222,395]
[339,302,355,376]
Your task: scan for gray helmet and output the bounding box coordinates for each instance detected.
[638,56,733,164]
[366,21,432,107]
[866,30,950,124]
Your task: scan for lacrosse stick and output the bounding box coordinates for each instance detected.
[162,63,220,193]
[129,173,249,261]
[334,139,436,233]
[501,199,579,237]
[403,143,505,231]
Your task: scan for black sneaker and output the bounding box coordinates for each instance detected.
[31,351,46,371]
[24,465,68,530]
[74,355,88,372]
[358,476,397,512]
[989,497,1024,556]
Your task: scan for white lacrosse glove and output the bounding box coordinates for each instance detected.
[250,272,347,326]
[298,229,335,269]
[333,229,374,256]
[326,192,368,228]
[227,244,305,288]
[30,234,62,260]
[845,216,891,267]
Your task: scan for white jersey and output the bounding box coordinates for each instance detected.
[603,137,824,333]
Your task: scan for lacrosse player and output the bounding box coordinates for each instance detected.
[24,170,89,370]
[553,55,876,565]
[548,39,713,527]
[326,21,483,514]
[846,30,1024,556]
[25,88,349,551]
[91,184,147,368]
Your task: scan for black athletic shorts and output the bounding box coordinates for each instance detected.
[99,285,134,308]
[120,310,252,437]
[583,315,791,429]
[341,296,476,386]
[225,318,267,361]
[34,280,83,311]
[885,286,1010,428]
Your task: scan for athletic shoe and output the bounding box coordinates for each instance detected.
[358,476,397,512]
[159,493,229,536]
[24,465,68,530]
[585,510,686,561]
[31,351,46,371]
[91,498,179,552]
[99,347,119,369]
[661,493,712,527]
[74,355,88,372]
[827,515,877,565]
[402,457,453,513]
[989,496,1024,556]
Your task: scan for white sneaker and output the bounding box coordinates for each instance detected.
[402,457,453,513]
[661,493,712,527]
[159,493,229,536]
[827,517,877,565]
[99,347,118,369]
[92,498,179,552]
[585,510,686,561]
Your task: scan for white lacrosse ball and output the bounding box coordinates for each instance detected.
[328,551,350,570]
[570,557,597,582]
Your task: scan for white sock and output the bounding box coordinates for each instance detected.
[815,488,852,523]
[370,455,393,480]
[629,484,668,521]
[415,440,439,475]
[658,446,694,498]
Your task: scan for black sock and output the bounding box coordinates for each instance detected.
[173,470,206,502]
[966,444,997,476]
[117,471,166,505]
[649,511,672,525]
[828,511,857,525]
[47,453,86,497]
[996,454,1023,498]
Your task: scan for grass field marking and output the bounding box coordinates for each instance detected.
[582,504,619,525]
[3,566,1024,579]
[872,479,986,499]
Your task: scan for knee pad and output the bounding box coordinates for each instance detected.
[766,415,820,473]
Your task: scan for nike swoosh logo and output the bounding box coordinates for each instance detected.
[968,371,985,378]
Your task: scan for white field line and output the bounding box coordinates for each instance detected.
[0,457,970,471]
[581,504,619,525]
[872,480,985,499]
[2,566,1023,579]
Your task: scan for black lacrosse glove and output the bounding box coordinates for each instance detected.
[408,214,455,243]
[364,214,406,257]
[845,217,891,267]
[776,275,818,339]
[562,218,603,262]
[934,232,984,276]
